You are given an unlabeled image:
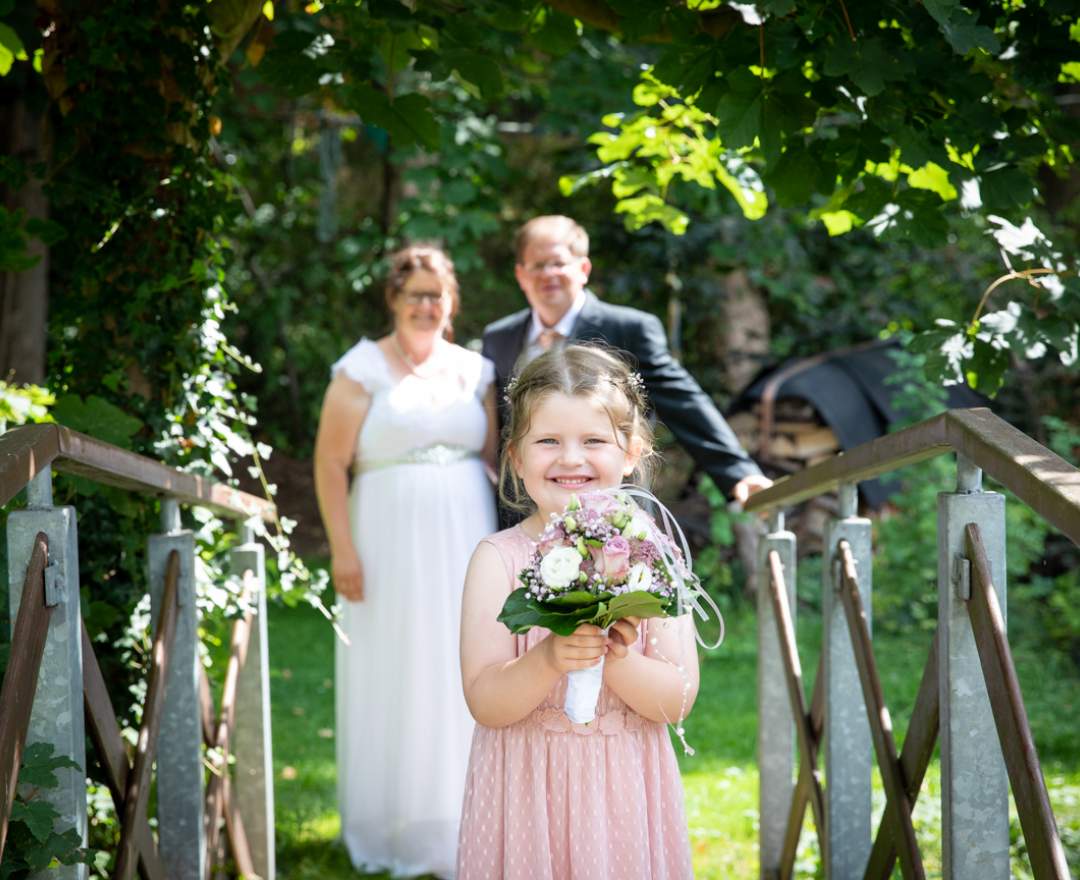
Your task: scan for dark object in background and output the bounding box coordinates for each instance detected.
[727,339,989,509]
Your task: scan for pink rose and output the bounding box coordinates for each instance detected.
[599,535,631,581]
[578,491,621,517]
[538,530,570,556]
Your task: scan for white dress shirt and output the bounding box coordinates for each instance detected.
[522,289,587,364]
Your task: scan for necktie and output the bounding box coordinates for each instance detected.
[537,328,563,351]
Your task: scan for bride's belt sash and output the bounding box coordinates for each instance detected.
[530,705,644,737]
[356,442,479,474]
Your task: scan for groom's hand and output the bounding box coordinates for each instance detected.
[732,473,773,508]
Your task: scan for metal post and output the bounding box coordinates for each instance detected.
[231,521,275,880]
[7,468,88,880]
[758,510,796,878]
[148,511,204,880]
[938,455,1008,878]
[822,482,872,878]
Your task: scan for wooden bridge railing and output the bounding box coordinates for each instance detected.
[0,423,277,880]
[746,407,1079,880]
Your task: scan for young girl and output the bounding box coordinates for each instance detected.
[458,344,699,879]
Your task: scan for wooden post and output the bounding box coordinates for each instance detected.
[6,467,88,879]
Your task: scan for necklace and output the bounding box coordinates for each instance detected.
[391,332,433,374]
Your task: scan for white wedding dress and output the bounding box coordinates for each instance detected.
[332,338,496,879]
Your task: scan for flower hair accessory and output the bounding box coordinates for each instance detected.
[502,374,520,405]
[625,371,645,397]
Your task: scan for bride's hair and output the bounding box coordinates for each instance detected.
[385,243,460,340]
[499,343,657,513]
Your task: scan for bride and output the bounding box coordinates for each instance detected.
[314,244,497,878]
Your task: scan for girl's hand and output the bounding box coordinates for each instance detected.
[331,550,364,602]
[605,616,641,662]
[544,624,607,675]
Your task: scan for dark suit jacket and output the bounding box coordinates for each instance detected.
[482,291,761,502]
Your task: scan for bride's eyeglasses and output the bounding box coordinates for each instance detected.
[402,291,448,307]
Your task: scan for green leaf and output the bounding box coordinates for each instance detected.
[924,1,1000,55]
[760,0,796,14]
[765,147,818,207]
[50,394,143,448]
[18,743,81,789]
[25,217,67,246]
[558,164,619,197]
[529,10,579,56]
[819,209,857,235]
[965,338,1009,395]
[715,71,764,149]
[603,590,669,622]
[715,162,769,221]
[610,165,654,199]
[347,85,440,151]
[922,0,959,24]
[892,129,936,168]
[256,31,324,97]
[9,800,55,844]
[545,589,608,607]
[0,22,27,76]
[980,166,1033,212]
[614,193,689,235]
[844,175,893,220]
[448,52,504,100]
[907,162,957,201]
[901,204,950,247]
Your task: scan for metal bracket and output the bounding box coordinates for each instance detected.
[43,560,65,607]
[953,554,971,601]
[832,555,843,592]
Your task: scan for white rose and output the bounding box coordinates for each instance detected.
[621,510,654,541]
[539,546,583,591]
[626,562,653,593]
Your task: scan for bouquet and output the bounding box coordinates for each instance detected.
[497,489,701,724]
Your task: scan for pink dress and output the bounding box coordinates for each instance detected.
[457,526,694,880]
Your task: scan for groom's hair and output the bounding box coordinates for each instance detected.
[514,215,589,262]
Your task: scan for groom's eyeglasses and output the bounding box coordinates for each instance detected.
[402,291,447,306]
[523,259,573,274]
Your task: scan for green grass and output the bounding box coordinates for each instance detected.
[268,601,1080,879]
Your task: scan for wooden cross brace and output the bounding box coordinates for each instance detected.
[0,533,53,862]
[82,550,180,880]
[765,550,826,878]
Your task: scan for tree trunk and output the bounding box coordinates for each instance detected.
[714,267,770,395]
[0,97,48,385]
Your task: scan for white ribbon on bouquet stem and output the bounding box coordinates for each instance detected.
[617,484,725,650]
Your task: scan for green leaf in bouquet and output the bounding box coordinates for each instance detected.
[534,605,600,636]
[496,587,538,632]
[602,591,670,624]
[545,589,609,607]
[497,589,600,635]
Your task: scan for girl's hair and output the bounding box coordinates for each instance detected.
[498,343,657,513]
[384,243,460,340]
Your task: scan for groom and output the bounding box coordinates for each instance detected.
[483,214,772,515]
